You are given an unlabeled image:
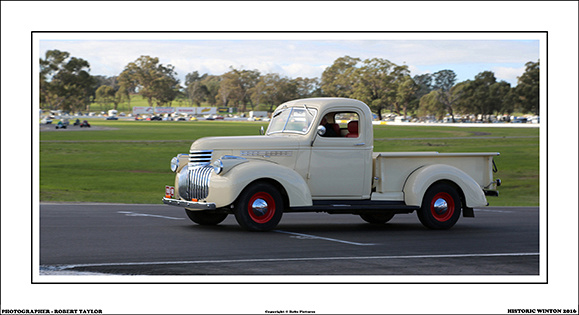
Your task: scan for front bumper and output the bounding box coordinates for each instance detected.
[162,197,216,210]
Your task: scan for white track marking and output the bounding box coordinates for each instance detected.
[274,230,376,246]
[47,252,539,270]
[475,209,514,213]
[117,211,184,220]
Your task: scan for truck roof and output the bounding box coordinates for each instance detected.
[276,98,371,115]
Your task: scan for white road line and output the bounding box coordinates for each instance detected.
[274,230,376,246]
[117,211,184,220]
[47,252,539,270]
[475,209,514,213]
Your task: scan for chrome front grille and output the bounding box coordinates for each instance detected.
[178,150,214,201]
[188,164,213,200]
[178,164,213,201]
[189,150,213,166]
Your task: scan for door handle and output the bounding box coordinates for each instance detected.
[355,143,365,146]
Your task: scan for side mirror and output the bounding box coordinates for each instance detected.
[259,126,265,135]
[311,125,326,147]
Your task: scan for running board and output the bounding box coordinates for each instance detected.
[288,200,419,214]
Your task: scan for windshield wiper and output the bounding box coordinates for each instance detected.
[303,104,314,116]
[273,105,289,118]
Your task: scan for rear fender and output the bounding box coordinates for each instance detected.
[403,164,487,208]
[206,159,313,208]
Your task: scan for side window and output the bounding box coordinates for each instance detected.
[319,112,360,138]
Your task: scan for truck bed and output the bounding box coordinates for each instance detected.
[371,152,499,201]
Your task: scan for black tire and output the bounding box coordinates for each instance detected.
[234,182,284,231]
[360,212,395,224]
[417,182,462,230]
[185,209,228,226]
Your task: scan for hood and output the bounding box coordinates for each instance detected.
[190,134,303,151]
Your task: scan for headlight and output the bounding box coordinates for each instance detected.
[212,156,248,175]
[170,156,180,172]
[212,159,223,174]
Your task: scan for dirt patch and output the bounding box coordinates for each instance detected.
[472,131,492,136]
[425,142,447,147]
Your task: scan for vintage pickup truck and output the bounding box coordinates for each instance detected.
[163,98,501,231]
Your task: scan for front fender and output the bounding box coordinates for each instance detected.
[206,160,313,208]
[403,164,487,208]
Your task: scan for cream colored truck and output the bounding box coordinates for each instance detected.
[163,98,501,231]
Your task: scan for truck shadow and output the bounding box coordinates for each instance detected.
[276,223,427,233]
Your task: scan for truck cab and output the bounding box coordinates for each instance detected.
[163,98,500,231]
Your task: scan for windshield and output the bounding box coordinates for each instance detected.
[267,107,318,135]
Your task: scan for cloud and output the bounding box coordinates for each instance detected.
[38,38,539,87]
[492,66,526,85]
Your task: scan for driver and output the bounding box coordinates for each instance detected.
[320,114,339,137]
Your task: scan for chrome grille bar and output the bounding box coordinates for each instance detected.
[189,150,213,166]
[187,164,213,200]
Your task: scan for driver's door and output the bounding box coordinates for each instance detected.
[307,112,371,199]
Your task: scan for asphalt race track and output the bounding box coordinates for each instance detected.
[39,203,539,277]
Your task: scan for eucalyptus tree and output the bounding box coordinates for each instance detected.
[418,90,446,120]
[293,77,321,99]
[456,71,505,119]
[39,49,96,112]
[236,68,261,111]
[350,58,410,120]
[95,85,116,110]
[396,76,419,117]
[490,80,514,117]
[216,67,260,111]
[200,75,221,106]
[413,73,434,99]
[515,61,539,115]
[320,55,360,97]
[117,66,137,107]
[251,73,297,111]
[432,70,459,122]
[119,55,180,107]
[185,71,208,106]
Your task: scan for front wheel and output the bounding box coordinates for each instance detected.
[234,183,284,231]
[417,182,462,230]
[185,209,228,226]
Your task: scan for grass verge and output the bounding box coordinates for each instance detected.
[40,120,539,206]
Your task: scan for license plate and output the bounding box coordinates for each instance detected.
[165,185,175,198]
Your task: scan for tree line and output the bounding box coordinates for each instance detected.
[40,49,539,119]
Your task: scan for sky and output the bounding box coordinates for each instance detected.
[38,38,540,87]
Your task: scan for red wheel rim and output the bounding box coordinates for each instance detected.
[248,192,276,224]
[430,192,455,222]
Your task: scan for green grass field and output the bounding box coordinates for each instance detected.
[40,120,540,206]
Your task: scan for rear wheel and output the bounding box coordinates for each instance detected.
[360,212,395,224]
[418,182,462,229]
[185,209,228,226]
[234,183,283,231]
